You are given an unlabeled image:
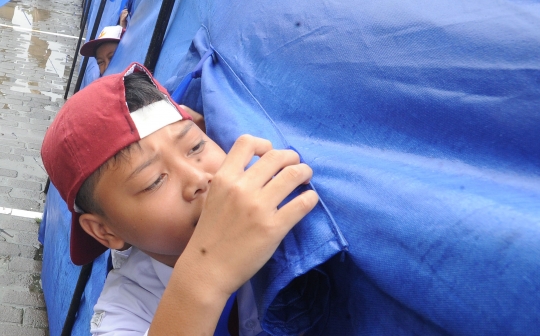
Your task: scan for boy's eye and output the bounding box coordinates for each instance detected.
[143,174,166,192]
[189,140,206,155]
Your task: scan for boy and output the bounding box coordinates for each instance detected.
[80,10,129,75]
[80,24,124,76]
[41,62,318,335]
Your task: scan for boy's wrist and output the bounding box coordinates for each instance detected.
[174,241,237,300]
[148,246,231,335]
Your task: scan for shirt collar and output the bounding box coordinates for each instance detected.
[150,256,174,288]
[150,258,173,287]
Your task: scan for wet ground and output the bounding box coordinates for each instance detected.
[0,0,82,334]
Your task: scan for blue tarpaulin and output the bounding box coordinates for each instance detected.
[39,184,110,336]
[40,0,540,334]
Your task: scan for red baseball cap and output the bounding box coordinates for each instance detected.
[41,63,192,265]
[80,25,124,57]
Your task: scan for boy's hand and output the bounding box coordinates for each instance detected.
[119,9,129,29]
[188,135,318,295]
[151,135,318,335]
[179,105,206,133]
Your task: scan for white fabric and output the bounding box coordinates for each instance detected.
[110,247,132,269]
[129,100,183,139]
[91,247,264,336]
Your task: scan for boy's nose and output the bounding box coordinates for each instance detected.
[181,166,212,202]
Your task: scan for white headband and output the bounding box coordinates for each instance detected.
[129,100,183,139]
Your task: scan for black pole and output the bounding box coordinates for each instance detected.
[44,178,50,195]
[73,0,108,94]
[79,0,91,29]
[79,0,84,28]
[60,262,94,336]
[64,0,93,99]
[143,0,177,73]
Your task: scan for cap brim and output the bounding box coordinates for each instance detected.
[80,38,120,57]
[70,212,108,265]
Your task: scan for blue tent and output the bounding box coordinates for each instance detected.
[40,0,540,334]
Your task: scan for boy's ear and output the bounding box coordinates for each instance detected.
[79,214,126,250]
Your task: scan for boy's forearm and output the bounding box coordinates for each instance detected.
[148,248,230,335]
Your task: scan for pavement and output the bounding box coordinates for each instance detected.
[0,0,83,334]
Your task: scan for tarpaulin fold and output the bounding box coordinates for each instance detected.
[40,0,540,334]
[159,1,540,334]
[171,27,349,334]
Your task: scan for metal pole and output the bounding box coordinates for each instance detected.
[60,262,93,336]
[144,0,177,73]
[73,0,108,94]
[79,0,90,29]
[64,0,92,99]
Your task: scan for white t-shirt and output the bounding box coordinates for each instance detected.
[90,247,265,336]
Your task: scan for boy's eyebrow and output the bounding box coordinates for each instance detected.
[126,121,194,181]
[174,121,194,143]
[126,153,161,181]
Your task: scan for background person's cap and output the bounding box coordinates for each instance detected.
[80,25,124,57]
[41,62,192,265]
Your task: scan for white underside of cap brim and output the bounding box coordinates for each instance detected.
[129,100,183,139]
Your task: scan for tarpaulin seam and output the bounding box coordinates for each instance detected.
[208,45,290,148]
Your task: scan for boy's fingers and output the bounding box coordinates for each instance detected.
[221,135,273,174]
[179,104,196,115]
[261,163,313,206]
[180,105,206,132]
[244,149,301,187]
[273,190,319,232]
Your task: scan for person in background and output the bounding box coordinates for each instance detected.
[80,9,129,75]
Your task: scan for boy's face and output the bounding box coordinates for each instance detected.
[92,119,226,265]
[95,41,119,75]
